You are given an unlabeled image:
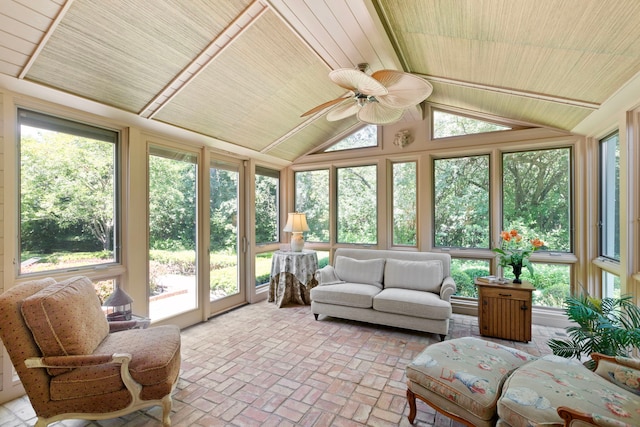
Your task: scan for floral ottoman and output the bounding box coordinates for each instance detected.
[497,354,640,427]
[406,337,537,427]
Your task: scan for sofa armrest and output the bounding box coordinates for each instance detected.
[440,276,456,301]
[315,265,345,286]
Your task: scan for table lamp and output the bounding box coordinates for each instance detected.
[283,212,310,252]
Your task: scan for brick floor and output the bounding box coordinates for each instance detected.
[0,301,565,426]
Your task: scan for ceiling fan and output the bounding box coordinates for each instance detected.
[301,63,433,125]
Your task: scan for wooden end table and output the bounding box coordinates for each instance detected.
[475,279,535,342]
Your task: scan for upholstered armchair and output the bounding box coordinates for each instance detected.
[0,276,181,427]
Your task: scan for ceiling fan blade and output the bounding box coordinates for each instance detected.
[329,68,388,96]
[357,103,404,125]
[371,70,433,109]
[326,100,360,121]
[300,94,352,117]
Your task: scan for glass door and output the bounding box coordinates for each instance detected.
[209,158,245,313]
[148,146,198,320]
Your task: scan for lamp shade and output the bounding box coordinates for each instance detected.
[283,212,310,233]
[103,286,133,321]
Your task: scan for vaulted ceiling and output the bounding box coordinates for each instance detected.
[2,0,640,163]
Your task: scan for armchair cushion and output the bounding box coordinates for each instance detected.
[49,325,181,401]
[21,276,109,375]
[384,259,443,292]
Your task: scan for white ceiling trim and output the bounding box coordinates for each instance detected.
[18,0,75,80]
[421,74,601,110]
[139,0,269,119]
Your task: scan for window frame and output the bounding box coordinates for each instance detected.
[598,131,620,262]
[17,108,122,277]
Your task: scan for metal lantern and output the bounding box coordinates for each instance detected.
[103,286,133,321]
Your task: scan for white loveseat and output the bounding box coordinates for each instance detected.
[310,248,456,340]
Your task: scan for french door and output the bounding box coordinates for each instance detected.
[147,146,246,323]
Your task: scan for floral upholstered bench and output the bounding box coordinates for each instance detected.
[406,337,537,427]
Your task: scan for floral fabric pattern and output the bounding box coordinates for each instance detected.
[269,250,318,307]
[497,355,640,427]
[406,337,537,421]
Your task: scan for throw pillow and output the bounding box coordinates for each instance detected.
[384,258,443,292]
[21,276,109,367]
[334,256,385,289]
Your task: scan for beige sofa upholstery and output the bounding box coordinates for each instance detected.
[0,276,181,427]
[310,248,456,339]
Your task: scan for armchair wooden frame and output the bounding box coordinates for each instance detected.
[24,353,175,427]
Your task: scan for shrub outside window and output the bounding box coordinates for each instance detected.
[19,109,119,275]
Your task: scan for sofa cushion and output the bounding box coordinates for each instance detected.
[334,256,385,289]
[384,259,443,292]
[373,288,451,319]
[21,276,109,364]
[310,283,381,308]
[498,355,640,427]
[407,337,537,423]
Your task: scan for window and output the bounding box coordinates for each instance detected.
[501,262,571,308]
[434,155,490,248]
[324,125,377,152]
[603,271,620,299]
[502,148,572,252]
[599,132,620,261]
[255,166,280,244]
[392,162,417,246]
[295,169,329,242]
[18,109,119,275]
[337,165,377,244]
[148,146,198,320]
[433,110,510,139]
[451,258,490,298]
[502,148,572,309]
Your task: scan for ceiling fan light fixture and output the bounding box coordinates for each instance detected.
[302,63,433,125]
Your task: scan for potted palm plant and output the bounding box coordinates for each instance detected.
[548,293,640,370]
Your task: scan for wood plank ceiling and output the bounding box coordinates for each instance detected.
[2,0,640,163]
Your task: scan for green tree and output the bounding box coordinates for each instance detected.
[295,170,330,242]
[434,156,490,248]
[21,129,115,253]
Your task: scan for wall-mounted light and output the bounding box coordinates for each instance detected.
[393,129,413,148]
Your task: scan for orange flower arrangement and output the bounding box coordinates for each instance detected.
[493,229,544,281]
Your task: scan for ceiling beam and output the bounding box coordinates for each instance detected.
[18,0,76,80]
[420,74,601,110]
[138,0,269,119]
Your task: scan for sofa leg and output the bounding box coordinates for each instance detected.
[439,334,446,342]
[313,313,318,320]
[407,388,417,424]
